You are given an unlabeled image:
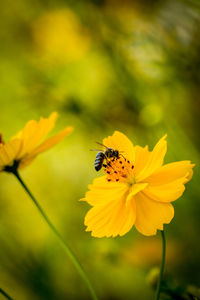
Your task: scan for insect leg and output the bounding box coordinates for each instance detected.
[119,153,126,161]
[104,156,115,170]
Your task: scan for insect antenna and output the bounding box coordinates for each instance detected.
[95,141,109,149]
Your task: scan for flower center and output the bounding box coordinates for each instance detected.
[103,156,135,184]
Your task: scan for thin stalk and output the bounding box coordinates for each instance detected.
[155,230,166,300]
[0,288,13,300]
[13,170,98,300]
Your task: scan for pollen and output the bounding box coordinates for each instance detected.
[104,156,135,183]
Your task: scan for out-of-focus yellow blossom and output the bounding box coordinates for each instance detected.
[122,238,183,268]
[32,9,90,63]
[0,112,73,172]
[82,131,194,237]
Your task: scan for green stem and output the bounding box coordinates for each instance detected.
[13,170,98,300]
[155,230,166,300]
[0,288,13,300]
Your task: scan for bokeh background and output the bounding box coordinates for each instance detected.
[0,0,200,299]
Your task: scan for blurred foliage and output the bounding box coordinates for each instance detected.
[0,0,200,299]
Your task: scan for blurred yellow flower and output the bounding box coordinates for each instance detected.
[82,131,194,237]
[122,238,183,268]
[0,112,73,172]
[32,9,90,64]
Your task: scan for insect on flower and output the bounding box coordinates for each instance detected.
[82,131,195,237]
[92,142,120,171]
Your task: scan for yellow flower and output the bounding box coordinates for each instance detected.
[82,131,194,237]
[0,112,73,172]
[32,9,90,64]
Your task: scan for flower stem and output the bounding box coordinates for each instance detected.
[0,288,13,300]
[13,170,98,300]
[155,230,166,300]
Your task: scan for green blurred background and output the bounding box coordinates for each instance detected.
[0,0,199,299]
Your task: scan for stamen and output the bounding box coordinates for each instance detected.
[103,155,135,183]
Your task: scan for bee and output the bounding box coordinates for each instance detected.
[92,142,120,171]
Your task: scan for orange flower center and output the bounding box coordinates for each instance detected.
[103,156,135,184]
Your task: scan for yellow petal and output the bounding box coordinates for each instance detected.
[103,131,135,163]
[107,198,136,237]
[85,193,136,238]
[82,176,128,206]
[18,126,73,168]
[118,199,136,236]
[126,183,148,205]
[83,175,136,237]
[136,135,167,182]
[142,161,194,203]
[143,176,187,202]
[134,145,150,175]
[145,161,195,185]
[18,156,35,170]
[0,139,22,169]
[14,112,58,159]
[135,192,174,236]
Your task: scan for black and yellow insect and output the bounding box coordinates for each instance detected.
[93,142,120,171]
